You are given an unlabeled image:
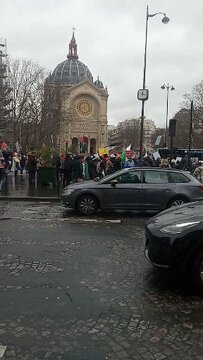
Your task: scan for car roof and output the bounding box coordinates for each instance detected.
[99,167,197,184]
[126,167,188,174]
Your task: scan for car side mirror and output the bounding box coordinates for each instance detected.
[110,179,118,187]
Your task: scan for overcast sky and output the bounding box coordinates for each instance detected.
[1,0,203,127]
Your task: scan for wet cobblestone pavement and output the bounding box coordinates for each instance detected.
[0,201,202,360]
[0,173,60,199]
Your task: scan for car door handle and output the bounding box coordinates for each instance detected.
[164,188,172,192]
[134,188,142,191]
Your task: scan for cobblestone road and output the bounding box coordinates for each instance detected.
[0,201,202,360]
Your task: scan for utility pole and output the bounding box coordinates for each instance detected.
[0,39,12,146]
[188,100,193,170]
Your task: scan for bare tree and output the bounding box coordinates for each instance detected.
[183,80,203,114]
[173,108,191,148]
[40,81,76,149]
[174,80,203,148]
[39,77,60,147]
[8,58,48,149]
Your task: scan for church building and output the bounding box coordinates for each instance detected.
[48,31,108,155]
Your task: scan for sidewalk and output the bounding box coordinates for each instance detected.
[0,172,61,201]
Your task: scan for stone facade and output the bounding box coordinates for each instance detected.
[58,81,108,155]
[49,32,108,155]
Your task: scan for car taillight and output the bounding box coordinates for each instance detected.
[199,186,203,191]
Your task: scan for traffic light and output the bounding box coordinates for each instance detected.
[169,119,177,137]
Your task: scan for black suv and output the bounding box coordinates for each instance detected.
[145,201,203,292]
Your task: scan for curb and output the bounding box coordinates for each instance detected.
[0,196,60,202]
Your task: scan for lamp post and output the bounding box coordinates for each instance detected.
[161,83,175,147]
[138,5,170,159]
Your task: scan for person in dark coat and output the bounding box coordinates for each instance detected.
[73,155,83,182]
[0,155,5,191]
[26,153,37,185]
[86,156,97,179]
[20,153,27,174]
[52,154,61,186]
[99,154,108,177]
[113,154,121,172]
[62,154,73,186]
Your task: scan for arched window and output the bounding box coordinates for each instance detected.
[90,138,96,155]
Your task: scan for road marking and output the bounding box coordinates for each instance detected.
[38,202,50,204]
[106,219,121,223]
[0,216,122,224]
[0,345,7,358]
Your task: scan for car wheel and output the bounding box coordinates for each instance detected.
[76,195,98,216]
[191,250,203,292]
[168,197,188,208]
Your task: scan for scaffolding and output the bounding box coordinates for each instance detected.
[0,38,13,146]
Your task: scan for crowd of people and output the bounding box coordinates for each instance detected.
[0,149,203,191]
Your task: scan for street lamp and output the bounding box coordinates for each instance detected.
[138,5,170,159]
[161,83,175,147]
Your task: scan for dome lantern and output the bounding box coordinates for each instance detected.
[51,31,93,85]
[67,28,78,60]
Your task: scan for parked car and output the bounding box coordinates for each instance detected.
[61,167,203,215]
[145,201,203,291]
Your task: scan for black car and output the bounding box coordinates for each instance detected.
[61,167,203,215]
[145,201,203,291]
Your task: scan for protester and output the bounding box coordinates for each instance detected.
[85,156,97,179]
[143,154,154,167]
[52,154,61,185]
[0,154,5,191]
[109,154,116,168]
[82,157,90,180]
[193,161,203,182]
[96,158,102,179]
[99,154,108,177]
[72,155,83,182]
[26,153,37,185]
[154,157,161,167]
[170,158,176,168]
[19,153,27,174]
[160,158,170,168]
[62,154,73,186]
[124,157,134,168]
[113,154,121,172]
[105,156,114,175]
[11,152,20,177]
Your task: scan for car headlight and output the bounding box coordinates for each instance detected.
[63,188,75,196]
[161,221,200,234]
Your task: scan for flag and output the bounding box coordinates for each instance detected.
[80,135,86,143]
[126,144,131,151]
[80,142,87,153]
[80,135,87,153]
[98,147,109,156]
[120,149,126,163]
[0,141,8,149]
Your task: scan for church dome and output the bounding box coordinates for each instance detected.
[52,59,93,85]
[94,76,104,88]
[51,32,93,85]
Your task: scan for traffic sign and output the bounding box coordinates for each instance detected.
[137,89,149,101]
